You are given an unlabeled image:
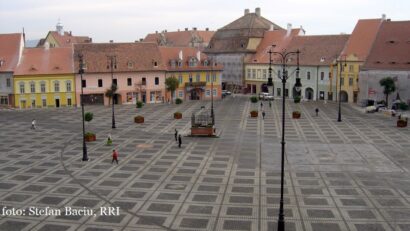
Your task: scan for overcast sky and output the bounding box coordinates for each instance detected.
[1,0,409,43]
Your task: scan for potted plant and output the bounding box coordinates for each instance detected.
[84,112,96,141]
[175,98,183,104]
[136,101,144,108]
[134,115,144,123]
[250,110,258,117]
[250,96,259,103]
[397,117,408,128]
[174,112,182,119]
[84,132,96,142]
[292,111,301,119]
[294,96,301,104]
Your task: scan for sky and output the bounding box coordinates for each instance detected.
[0,0,409,43]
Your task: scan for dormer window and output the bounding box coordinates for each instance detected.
[153,61,158,67]
[388,40,396,44]
[189,58,197,67]
[320,57,325,62]
[390,61,397,64]
[170,60,176,68]
[128,62,134,69]
[203,60,209,66]
[375,61,382,64]
[178,60,182,67]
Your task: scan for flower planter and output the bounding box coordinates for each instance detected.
[191,127,214,136]
[250,111,258,117]
[397,120,407,128]
[174,113,182,119]
[84,134,96,142]
[134,116,144,123]
[292,111,301,119]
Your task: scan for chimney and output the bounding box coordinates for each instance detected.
[244,9,250,15]
[206,28,209,31]
[185,28,188,31]
[178,29,180,31]
[139,38,143,42]
[382,14,386,21]
[255,7,261,17]
[109,40,113,43]
[155,31,158,34]
[193,27,197,31]
[69,31,72,36]
[269,24,274,31]
[165,30,167,33]
[286,23,292,36]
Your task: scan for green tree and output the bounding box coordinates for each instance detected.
[379,77,396,107]
[165,77,179,103]
[84,112,93,122]
[105,84,118,105]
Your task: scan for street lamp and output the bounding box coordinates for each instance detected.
[337,55,347,122]
[211,58,215,125]
[78,54,88,161]
[107,55,117,129]
[270,47,300,231]
[267,47,274,92]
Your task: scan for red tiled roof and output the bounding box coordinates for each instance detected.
[363,20,410,70]
[0,33,23,72]
[285,34,350,66]
[341,19,383,61]
[143,30,214,48]
[159,47,223,71]
[14,47,73,75]
[74,42,166,73]
[38,31,91,47]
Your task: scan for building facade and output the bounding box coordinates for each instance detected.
[13,47,76,108]
[37,21,92,48]
[74,42,166,106]
[160,47,223,101]
[0,33,24,107]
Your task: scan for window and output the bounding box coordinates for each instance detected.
[257,70,261,79]
[66,81,72,92]
[178,90,183,98]
[263,69,267,79]
[349,78,353,86]
[155,77,159,85]
[142,77,146,85]
[31,100,35,107]
[212,73,216,82]
[213,89,217,96]
[154,61,158,67]
[252,69,256,79]
[127,78,132,86]
[30,82,35,93]
[247,69,251,78]
[6,78,11,87]
[19,83,25,94]
[206,73,210,82]
[189,74,192,83]
[277,88,281,96]
[278,70,281,77]
[128,62,133,68]
[206,90,210,97]
[42,99,47,107]
[328,72,332,78]
[341,77,344,86]
[307,71,311,80]
[178,75,183,84]
[0,96,8,105]
[320,72,324,80]
[349,65,354,72]
[82,80,86,88]
[98,79,103,87]
[67,98,72,106]
[40,82,46,93]
[113,79,117,86]
[54,81,60,92]
[196,73,200,82]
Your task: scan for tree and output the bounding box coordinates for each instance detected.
[165,77,179,103]
[379,77,396,108]
[84,112,93,122]
[105,84,118,105]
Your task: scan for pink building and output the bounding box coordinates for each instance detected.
[74,43,166,105]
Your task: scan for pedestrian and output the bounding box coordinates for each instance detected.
[174,129,178,142]
[31,119,36,130]
[178,134,182,148]
[112,149,118,164]
[315,108,319,116]
[262,111,266,119]
[260,102,263,108]
[107,133,112,146]
[269,101,271,108]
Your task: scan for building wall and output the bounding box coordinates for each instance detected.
[0,72,14,107]
[358,70,410,106]
[13,74,76,108]
[165,70,222,101]
[338,55,362,103]
[75,72,166,106]
[212,54,244,90]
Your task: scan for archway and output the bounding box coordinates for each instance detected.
[305,88,314,100]
[340,91,348,102]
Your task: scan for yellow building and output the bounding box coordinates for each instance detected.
[13,47,75,108]
[160,47,223,101]
[37,21,91,48]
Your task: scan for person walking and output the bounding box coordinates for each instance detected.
[31,119,36,130]
[107,133,112,146]
[262,111,266,120]
[178,134,182,148]
[315,108,319,116]
[269,101,272,108]
[260,102,263,108]
[174,129,178,142]
[112,149,119,164]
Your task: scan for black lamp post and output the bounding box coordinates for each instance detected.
[271,47,300,231]
[267,47,274,90]
[107,55,117,129]
[78,54,88,161]
[211,59,215,125]
[337,55,347,122]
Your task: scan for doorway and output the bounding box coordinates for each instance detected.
[55,99,60,108]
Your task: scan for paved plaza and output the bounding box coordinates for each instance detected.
[0,96,409,231]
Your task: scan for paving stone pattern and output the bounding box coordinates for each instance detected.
[0,96,409,230]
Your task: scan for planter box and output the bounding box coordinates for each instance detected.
[397,120,407,128]
[191,127,214,136]
[292,112,301,119]
[85,134,96,142]
[134,116,144,123]
[174,113,182,119]
[250,111,258,117]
